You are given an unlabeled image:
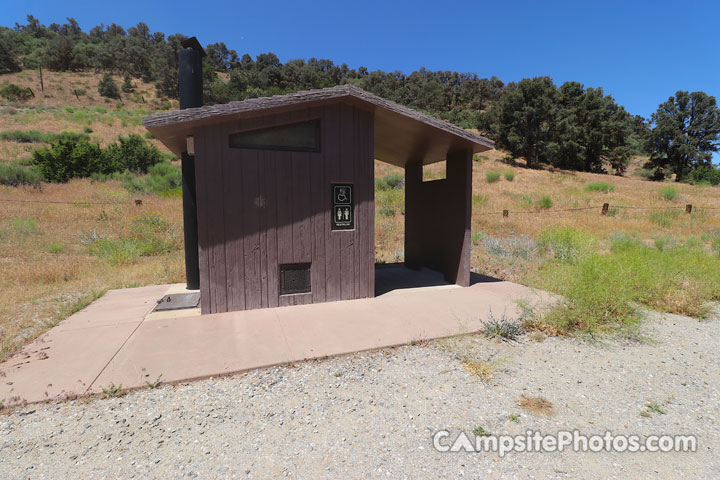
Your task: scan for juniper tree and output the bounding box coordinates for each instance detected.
[647,91,720,181]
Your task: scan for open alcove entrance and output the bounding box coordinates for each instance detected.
[373,153,472,297]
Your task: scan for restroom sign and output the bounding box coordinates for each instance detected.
[332,184,353,230]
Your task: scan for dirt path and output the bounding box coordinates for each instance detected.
[1,311,717,479]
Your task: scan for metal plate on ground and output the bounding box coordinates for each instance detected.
[154,292,201,311]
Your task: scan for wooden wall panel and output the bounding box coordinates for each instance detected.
[404,149,472,287]
[223,134,246,312]
[339,103,356,301]
[194,128,212,314]
[323,104,342,302]
[194,102,375,313]
[205,126,228,313]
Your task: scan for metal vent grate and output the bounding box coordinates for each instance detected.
[280,263,311,295]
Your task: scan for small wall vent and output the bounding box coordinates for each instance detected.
[280,263,312,295]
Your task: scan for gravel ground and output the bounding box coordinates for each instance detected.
[0,311,718,479]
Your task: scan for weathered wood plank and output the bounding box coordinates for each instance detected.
[223,124,246,312]
[193,127,212,314]
[339,103,355,301]
[324,104,341,302]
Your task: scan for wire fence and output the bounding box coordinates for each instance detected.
[475,202,720,217]
[0,197,143,206]
[0,196,718,216]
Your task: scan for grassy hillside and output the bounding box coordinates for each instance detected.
[1,71,720,359]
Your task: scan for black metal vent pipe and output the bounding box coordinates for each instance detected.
[178,37,204,290]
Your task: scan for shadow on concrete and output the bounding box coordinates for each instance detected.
[470,272,504,285]
[374,263,450,296]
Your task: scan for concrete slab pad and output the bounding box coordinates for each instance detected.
[0,272,554,406]
[0,322,141,403]
[90,308,292,391]
[53,284,169,332]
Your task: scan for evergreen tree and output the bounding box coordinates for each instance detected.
[98,72,120,99]
[484,77,557,168]
[122,72,135,92]
[647,91,720,181]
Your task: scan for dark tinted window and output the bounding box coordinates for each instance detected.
[229,119,320,152]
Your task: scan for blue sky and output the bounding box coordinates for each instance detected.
[3,0,720,121]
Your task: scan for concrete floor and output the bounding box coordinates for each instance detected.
[0,267,552,407]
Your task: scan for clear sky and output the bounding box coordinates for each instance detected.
[3,0,720,121]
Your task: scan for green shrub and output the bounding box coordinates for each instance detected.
[0,164,43,187]
[103,134,162,173]
[701,230,720,252]
[585,182,615,193]
[472,194,488,209]
[537,227,595,263]
[536,195,553,209]
[530,235,720,334]
[378,205,395,217]
[122,73,135,93]
[32,136,112,182]
[503,170,516,181]
[376,173,404,191]
[687,166,720,186]
[9,217,37,234]
[650,208,681,227]
[85,213,178,264]
[98,73,120,99]
[122,162,182,196]
[0,83,33,101]
[47,242,63,253]
[0,130,46,143]
[481,309,524,341]
[659,185,679,201]
[486,170,501,183]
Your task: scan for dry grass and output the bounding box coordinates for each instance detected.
[462,360,497,381]
[1,70,169,109]
[517,394,555,416]
[0,180,184,359]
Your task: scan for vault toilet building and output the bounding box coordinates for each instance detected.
[144,84,493,314]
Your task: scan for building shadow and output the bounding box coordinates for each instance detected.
[470,272,504,285]
[375,263,451,296]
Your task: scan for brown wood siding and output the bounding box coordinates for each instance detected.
[194,102,374,313]
[404,149,472,287]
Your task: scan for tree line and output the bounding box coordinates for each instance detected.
[1,15,718,181]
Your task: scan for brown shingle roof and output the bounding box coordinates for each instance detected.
[144,85,493,165]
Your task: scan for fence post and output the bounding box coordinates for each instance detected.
[502,209,509,218]
[685,204,692,214]
[601,203,609,215]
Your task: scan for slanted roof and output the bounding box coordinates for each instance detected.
[143,84,493,166]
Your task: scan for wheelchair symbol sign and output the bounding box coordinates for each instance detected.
[334,186,351,205]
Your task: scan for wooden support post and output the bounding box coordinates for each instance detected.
[39,66,44,92]
[601,203,609,215]
[502,209,509,218]
[685,204,692,214]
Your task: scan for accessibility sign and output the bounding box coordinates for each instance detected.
[331,183,353,230]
